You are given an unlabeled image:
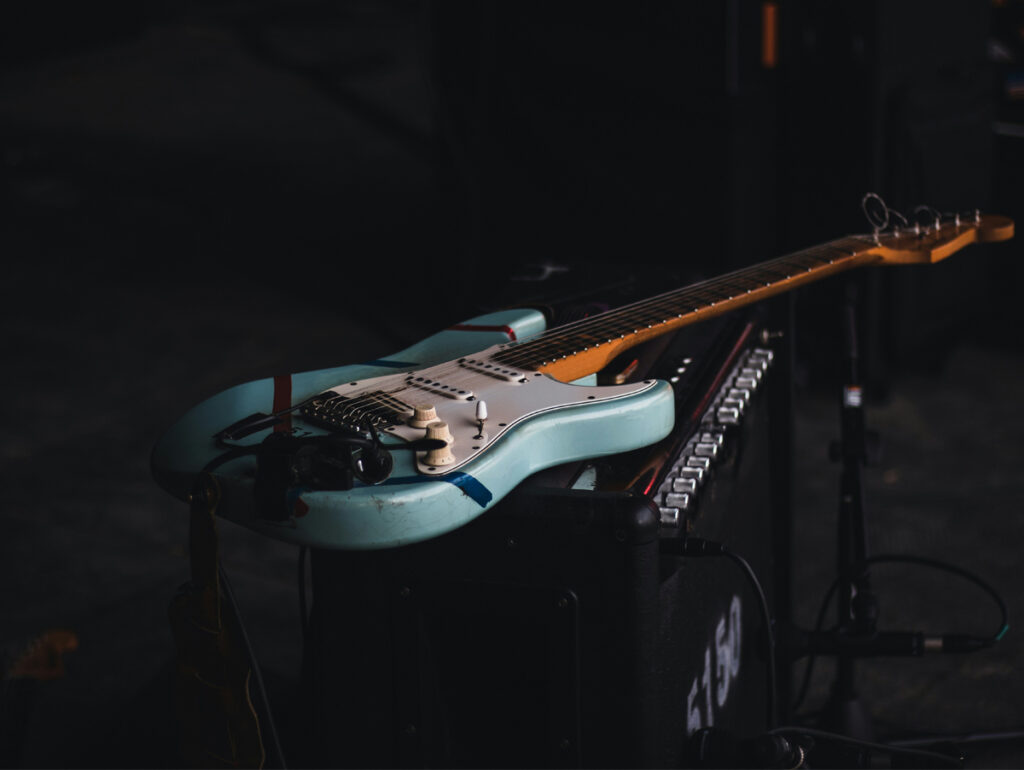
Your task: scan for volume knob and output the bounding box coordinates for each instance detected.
[424,421,455,466]
[409,404,438,428]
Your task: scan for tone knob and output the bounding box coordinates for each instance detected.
[409,404,438,428]
[424,421,455,466]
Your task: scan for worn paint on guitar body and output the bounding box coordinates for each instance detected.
[152,309,676,549]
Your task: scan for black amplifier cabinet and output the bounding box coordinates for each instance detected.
[301,307,792,769]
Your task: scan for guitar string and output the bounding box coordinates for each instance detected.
[464,220,960,373]
[506,243,860,357]
[420,240,863,388]
[300,221,958,421]
[306,239,866,420]
[304,226,945,419]
[306,238,870,420]
[495,240,866,368]
[290,222,964,428]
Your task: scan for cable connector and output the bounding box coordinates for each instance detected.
[924,634,992,654]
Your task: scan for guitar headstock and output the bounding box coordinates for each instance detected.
[857,194,1014,265]
[869,213,1015,265]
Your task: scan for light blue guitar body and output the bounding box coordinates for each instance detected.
[152,308,675,550]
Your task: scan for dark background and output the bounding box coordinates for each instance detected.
[2,0,1024,767]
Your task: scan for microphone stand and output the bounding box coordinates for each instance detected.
[820,276,878,740]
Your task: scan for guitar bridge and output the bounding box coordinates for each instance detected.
[300,391,411,430]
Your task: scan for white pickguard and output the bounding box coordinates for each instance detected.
[320,343,657,475]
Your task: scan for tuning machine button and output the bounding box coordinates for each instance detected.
[423,421,455,465]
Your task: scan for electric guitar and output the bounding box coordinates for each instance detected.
[152,208,1014,550]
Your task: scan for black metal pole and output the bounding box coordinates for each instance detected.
[823,277,876,740]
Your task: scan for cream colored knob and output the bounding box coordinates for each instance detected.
[424,421,455,465]
[408,404,438,428]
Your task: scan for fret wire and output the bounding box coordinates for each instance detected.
[495,242,867,365]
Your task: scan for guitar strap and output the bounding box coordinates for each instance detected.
[169,474,266,769]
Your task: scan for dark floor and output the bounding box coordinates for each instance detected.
[2,5,1024,769]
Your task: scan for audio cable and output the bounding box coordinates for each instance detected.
[791,553,1009,714]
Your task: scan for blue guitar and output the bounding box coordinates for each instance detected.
[152,213,1013,549]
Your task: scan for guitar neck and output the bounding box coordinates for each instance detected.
[494,236,880,381]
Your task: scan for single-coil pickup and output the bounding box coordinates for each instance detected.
[457,358,527,383]
[404,375,475,400]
